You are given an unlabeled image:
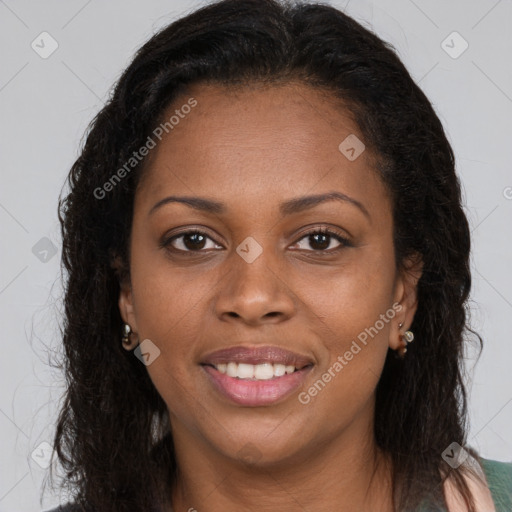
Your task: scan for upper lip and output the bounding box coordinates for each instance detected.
[201,345,314,368]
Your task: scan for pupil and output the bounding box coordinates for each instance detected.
[310,233,329,250]
[185,233,205,250]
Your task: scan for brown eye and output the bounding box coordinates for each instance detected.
[290,228,351,252]
[163,230,222,253]
[182,232,207,250]
[308,232,331,250]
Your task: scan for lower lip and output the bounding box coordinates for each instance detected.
[202,365,313,407]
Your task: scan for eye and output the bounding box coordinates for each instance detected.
[162,229,223,253]
[161,226,352,255]
[290,227,351,252]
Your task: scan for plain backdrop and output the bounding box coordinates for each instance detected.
[0,0,511,510]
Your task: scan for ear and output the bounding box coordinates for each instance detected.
[111,254,138,333]
[118,280,138,333]
[389,253,423,350]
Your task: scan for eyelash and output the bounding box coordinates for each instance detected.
[296,227,352,249]
[160,227,352,255]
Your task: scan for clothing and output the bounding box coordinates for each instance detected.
[479,459,512,511]
[415,458,512,512]
[44,458,512,512]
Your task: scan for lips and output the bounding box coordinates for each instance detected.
[200,345,314,406]
[203,364,313,406]
[201,345,314,369]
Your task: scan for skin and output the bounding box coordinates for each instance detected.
[118,82,423,512]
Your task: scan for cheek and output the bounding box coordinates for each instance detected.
[296,247,396,343]
[126,255,213,399]
[297,278,395,428]
[128,257,208,417]
[294,250,396,411]
[129,237,219,336]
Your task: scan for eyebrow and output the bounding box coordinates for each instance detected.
[149,191,370,219]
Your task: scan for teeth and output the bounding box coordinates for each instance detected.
[214,362,301,380]
[226,362,238,377]
[254,363,273,380]
[237,363,255,379]
[274,364,286,377]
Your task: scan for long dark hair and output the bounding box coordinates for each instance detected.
[46,1,482,510]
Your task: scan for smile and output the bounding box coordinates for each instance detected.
[214,361,304,379]
[201,362,313,407]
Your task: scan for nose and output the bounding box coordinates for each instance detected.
[214,249,296,326]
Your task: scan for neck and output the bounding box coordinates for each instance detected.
[167,411,394,512]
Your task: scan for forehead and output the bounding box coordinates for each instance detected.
[136,81,389,216]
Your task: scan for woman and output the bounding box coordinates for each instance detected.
[45,0,512,510]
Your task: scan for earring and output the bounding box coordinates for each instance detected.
[121,323,139,350]
[397,323,414,358]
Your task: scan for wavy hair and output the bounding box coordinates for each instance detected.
[47,0,482,510]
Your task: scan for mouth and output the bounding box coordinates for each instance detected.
[200,345,314,406]
[202,361,311,379]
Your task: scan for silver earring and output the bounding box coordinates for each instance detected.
[403,330,414,343]
[121,323,139,350]
[397,323,414,358]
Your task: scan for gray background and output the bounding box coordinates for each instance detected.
[0,0,511,510]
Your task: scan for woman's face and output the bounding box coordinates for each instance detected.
[119,82,420,466]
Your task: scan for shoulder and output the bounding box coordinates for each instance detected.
[443,456,511,512]
[479,458,512,510]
